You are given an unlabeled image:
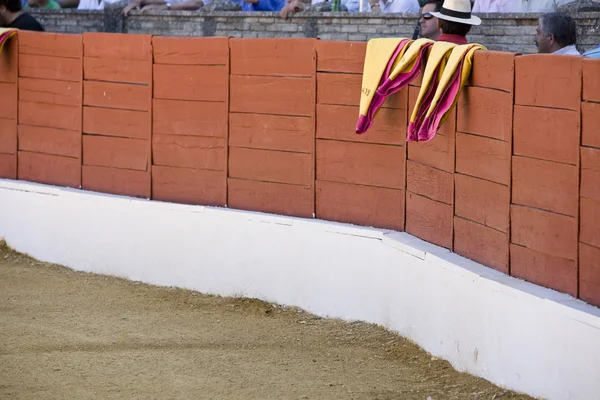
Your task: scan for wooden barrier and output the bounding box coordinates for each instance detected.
[1,31,599,308]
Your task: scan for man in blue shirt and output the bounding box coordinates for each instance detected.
[239,0,284,10]
[583,45,600,58]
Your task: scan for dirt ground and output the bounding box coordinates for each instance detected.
[0,242,532,400]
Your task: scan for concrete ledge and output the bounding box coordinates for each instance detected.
[1,179,599,400]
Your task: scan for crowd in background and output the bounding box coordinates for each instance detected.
[0,0,599,58]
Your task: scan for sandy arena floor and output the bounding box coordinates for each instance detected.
[0,242,532,400]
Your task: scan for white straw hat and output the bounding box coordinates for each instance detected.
[430,0,481,26]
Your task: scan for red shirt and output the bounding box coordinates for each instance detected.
[437,34,468,45]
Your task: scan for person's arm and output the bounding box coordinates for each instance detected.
[279,0,308,19]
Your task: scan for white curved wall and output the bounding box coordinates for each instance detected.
[1,178,599,400]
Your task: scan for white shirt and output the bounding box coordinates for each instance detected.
[375,0,419,12]
[472,0,575,12]
[553,45,581,56]
[77,0,119,10]
[311,0,368,12]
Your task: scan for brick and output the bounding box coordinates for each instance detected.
[152,165,226,207]
[0,153,16,179]
[407,128,454,172]
[515,54,582,111]
[510,244,577,297]
[455,133,510,185]
[83,107,150,140]
[230,38,315,77]
[580,196,600,249]
[154,64,228,102]
[583,58,600,102]
[579,243,600,307]
[0,83,17,119]
[18,151,80,188]
[84,57,151,85]
[582,102,600,149]
[316,41,366,74]
[229,113,313,153]
[406,161,452,204]
[581,147,600,202]
[18,31,82,59]
[316,180,404,231]
[513,106,579,165]
[0,119,17,154]
[512,156,578,217]
[316,140,404,189]
[19,78,81,107]
[456,86,512,141]
[469,51,515,92]
[153,134,226,171]
[83,81,150,112]
[83,136,148,171]
[317,104,405,146]
[153,99,227,138]
[83,32,151,61]
[227,178,313,218]
[454,217,508,273]
[19,101,80,132]
[19,54,81,82]
[317,72,360,106]
[0,35,17,83]
[230,75,313,117]
[18,125,80,158]
[229,147,312,186]
[82,165,150,198]
[511,205,577,260]
[454,174,509,233]
[405,192,452,249]
[153,36,228,65]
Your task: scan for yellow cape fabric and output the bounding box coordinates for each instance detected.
[408,41,456,125]
[0,28,17,56]
[423,43,486,125]
[386,38,434,82]
[358,38,410,118]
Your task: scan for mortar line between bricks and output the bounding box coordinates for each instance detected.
[508,242,577,262]
[512,154,578,167]
[316,137,404,149]
[456,131,509,143]
[228,176,311,188]
[453,215,508,235]
[17,123,80,134]
[316,178,404,192]
[510,203,577,220]
[16,149,80,160]
[229,146,312,155]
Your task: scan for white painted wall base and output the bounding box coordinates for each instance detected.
[1,179,599,400]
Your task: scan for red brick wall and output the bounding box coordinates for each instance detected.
[81,33,152,198]
[315,41,406,231]
[1,32,600,308]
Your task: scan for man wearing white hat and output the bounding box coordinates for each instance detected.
[430,0,481,45]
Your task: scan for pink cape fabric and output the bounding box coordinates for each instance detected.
[356,41,432,135]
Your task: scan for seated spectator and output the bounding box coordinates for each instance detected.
[26,0,60,8]
[473,0,575,12]
[281,0,365,18]
[430,0,480,44]
[418,0,442,40]
[0,0,44,30]
[123,0,207,13]
[583,44,600,58]
[78,0,121,10]
[369,0,419,13]
[535,12,580,55]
